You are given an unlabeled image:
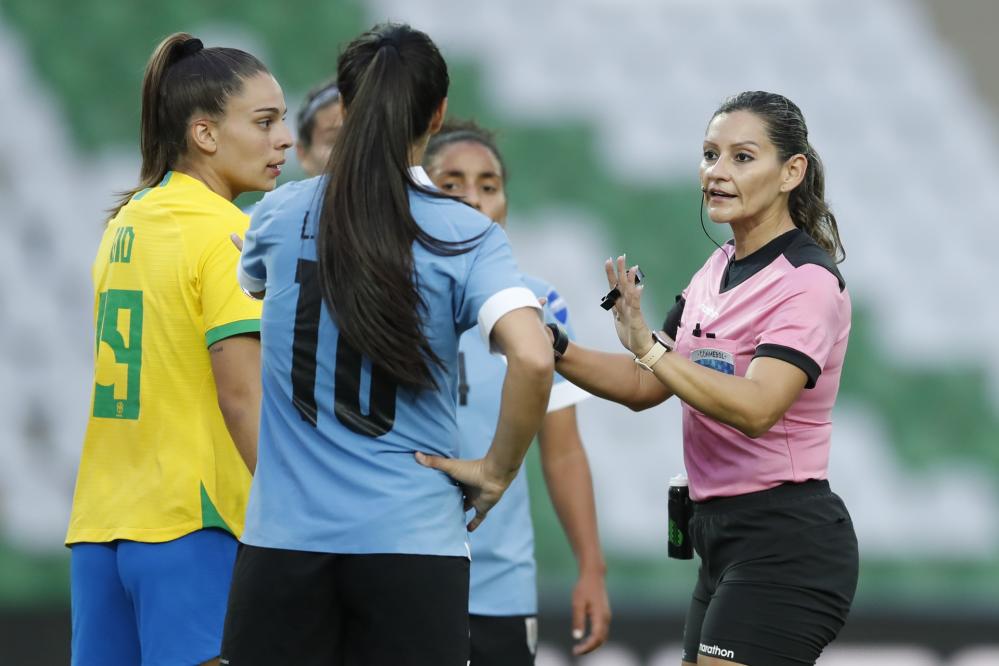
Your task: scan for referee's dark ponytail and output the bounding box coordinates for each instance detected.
[714,91,845,263]
[320,23,475,391]
[109,32,268,219]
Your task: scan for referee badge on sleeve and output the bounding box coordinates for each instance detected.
[691,347,735,375]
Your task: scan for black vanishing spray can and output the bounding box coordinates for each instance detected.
[668,474,693,560]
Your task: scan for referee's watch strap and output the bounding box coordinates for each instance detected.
[635,331,671,371]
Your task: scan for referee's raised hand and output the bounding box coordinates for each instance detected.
[605,255,654,357]
[415,452,511,531]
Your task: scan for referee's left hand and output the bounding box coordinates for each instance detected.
[414,452,508,532]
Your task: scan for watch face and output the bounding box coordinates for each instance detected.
[652,331,674,352]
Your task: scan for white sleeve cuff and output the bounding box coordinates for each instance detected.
[547,381,592,413]
[237,263,265,298]
[477,286,542,353]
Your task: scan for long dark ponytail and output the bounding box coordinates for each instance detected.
[319,23,476,391]
[109,32,268,219]
[713,91,845,263]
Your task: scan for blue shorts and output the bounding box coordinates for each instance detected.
[70,528,238,666]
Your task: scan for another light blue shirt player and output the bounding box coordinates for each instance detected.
[457,276,589,604]
[425,120,611,663]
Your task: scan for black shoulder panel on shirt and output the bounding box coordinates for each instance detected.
[755,343,821,389]
[783,232,846,292]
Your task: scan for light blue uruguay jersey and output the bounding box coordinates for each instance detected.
[459,274,584,616]
[237,168,540,557]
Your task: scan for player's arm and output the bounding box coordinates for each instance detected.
[232,233,265,299]
[417,306,553,531]
[200,211,267,471]
[208,334,261,473]
[418,224,552,528]
[210,334,261,473]
[538,405,610,655]
[476,307,553,522]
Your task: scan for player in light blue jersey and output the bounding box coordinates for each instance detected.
[219,25,554,666]
[425,120,611,664]
[294,78,343,177]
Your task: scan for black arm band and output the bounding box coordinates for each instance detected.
[547,323,569,361]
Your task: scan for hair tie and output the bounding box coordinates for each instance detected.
[376,36,399,52]
[177,38,204,59]
[300,84,341,127]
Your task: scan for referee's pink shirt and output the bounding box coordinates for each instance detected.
[671,237,850,501]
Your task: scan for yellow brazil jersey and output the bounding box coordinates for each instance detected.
[66,171,261,545]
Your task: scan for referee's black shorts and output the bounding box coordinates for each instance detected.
[682,479,859,666]
[220,545,470,666]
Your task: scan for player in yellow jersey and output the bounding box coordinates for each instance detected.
[66,32,292,666]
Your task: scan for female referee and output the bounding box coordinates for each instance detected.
[66,33,292,666]
[423,120,611,663]
[548,91,858,666]
[219,24,553,666]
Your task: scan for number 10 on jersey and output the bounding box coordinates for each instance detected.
[292,259,397,437]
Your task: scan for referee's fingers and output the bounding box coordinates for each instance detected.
[617,255,629,291]
[604,257,617,289]
[230,233,244,251]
